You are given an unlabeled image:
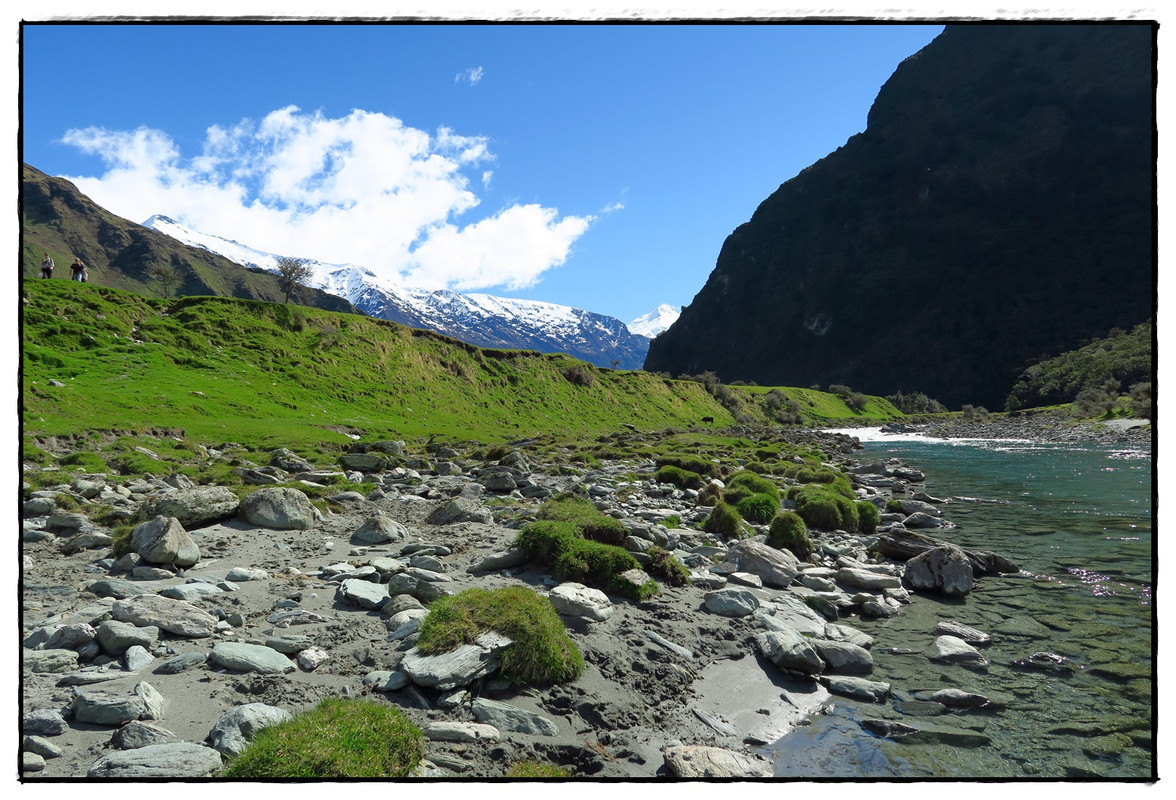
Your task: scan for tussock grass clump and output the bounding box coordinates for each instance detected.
[723,471,780,505]
[536,495,626,546]
[735,492,780,524]
[654,454,718,478]
[698,482,723,506]
[767,511,814,560]
[704,501,748,540]
[109,525,134,559]
[515,512,660,601]
[505,761,573,778]
[417,586,584,685]
[788,484,860,532]
[856,501,881,535]
[221,698,424,778]
[645,545,691,587]
[655,464,705,490]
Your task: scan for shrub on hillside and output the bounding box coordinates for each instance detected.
[698,482,723,506]
[767,511,813,560]
[736,492,780,524]
[222,698,423,778]
[724,468,780,498]
[655,464,705,490]
[704,501,748,540]
[417,586,584,685]
[654,455,718,477]
[563,364,598,387]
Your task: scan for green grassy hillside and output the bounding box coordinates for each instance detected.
[21,279,901,467]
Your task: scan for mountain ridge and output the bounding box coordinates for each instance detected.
[644,23,1155,409]
[142,215,665,370]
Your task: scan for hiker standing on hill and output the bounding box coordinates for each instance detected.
[40,253,54,278]
[69,257,88,282]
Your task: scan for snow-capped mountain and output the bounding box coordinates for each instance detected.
[143,215,656,370]
[627,304,681,338]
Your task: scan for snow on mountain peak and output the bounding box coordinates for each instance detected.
[141,214,658,369]
[628,304,681,338]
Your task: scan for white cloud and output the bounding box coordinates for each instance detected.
[57,106,595,292]
[455,65,484,85]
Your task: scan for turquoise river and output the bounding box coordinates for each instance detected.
[766,429,1154,779]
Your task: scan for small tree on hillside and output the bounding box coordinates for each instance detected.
[147,262,182,298]
[275,256,313,304]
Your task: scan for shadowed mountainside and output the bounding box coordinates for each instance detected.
[644,23,1154,409]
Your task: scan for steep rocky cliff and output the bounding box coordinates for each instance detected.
[644,23,1154,409]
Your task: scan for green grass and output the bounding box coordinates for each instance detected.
[767,511,813,560]
[703,501,748,540]
[220,698,424,778]
[504,761,573,778]
[536,495,626,546]
[22,278,907,463]
[735,492,780,524]
[514,509,662,601]
[416,586,584,686]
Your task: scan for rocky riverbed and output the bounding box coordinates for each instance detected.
[20,427,1097,779]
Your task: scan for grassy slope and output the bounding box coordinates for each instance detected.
[21,279,901,458]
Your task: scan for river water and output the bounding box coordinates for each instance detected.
[765,429,1154,779]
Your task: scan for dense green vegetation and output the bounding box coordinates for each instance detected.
[22,279,910,464]
[221,699,424,778]
[766,511,814,560]
[1005,322,1153,414]
[416,586,584,685]
[515,496,674,600]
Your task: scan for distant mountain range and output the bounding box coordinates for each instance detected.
[142,216,674,370]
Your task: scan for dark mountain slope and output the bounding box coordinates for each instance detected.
[644,23,1154,409]
[21,164,358,315]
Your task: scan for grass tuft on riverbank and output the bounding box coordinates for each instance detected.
[416,586,585,685]
[220,698,424,778]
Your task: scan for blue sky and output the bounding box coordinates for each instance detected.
[22,21,944,323]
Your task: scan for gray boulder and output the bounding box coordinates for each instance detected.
[663,745,770,778]
[339,452,390,472]
[429,497,493,524]
[130,516,200,567]
[23,649,78,674]
[209,642,295,674]
[23,709,68,736]
[703,587,760,618]
[208,703,293,756]
[466,547,529,573]
[930,635,989,668]
[138,486,239,528]
[96,620,161,657]
[549,582,614,621]
[401,632,512,690]
[820,675,891,702]
[111,595,218,638]
[71,682,165,725]
[933,620,992,645]
[337,578,390,610]
[471,698,559,736]
[811,638,875,675]
[727,539,801,588]
[87,742,223,778]
[239,487,317,530]
[351,513,408,544]
[836,566,902,591]
[756,628,824,675]
[110,720,179,750]
[905,545,974,597]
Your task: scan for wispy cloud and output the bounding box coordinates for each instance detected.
[58,106,594,292]
[455,66,484,85]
